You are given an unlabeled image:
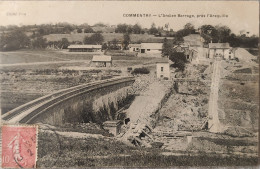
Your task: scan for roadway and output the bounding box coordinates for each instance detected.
[208,59,223,133]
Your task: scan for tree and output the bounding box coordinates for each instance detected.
[126,26,133,34]
[216,26,231,43]
[93,22,106,27]
[91,33,104,44]
[111,38,119,50]
[60,38,69,49]
[227,33,240,47]
[122,33,130,50]
[199,25,218,43]
[102,43,108,50]
[83,33,104,44]
[77,28,82,33]
[184,23,195,32]
[32,36,47,49]
[174,23,195,41]
[162,38,173,57]
[174,32,184,44]
[169,51,188,71]
[84,27,94,33]
[132,24,142,34]
[115,24,128,33]
[0,29,30,51]
[149,23,158,35]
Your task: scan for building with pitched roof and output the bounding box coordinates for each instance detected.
[129,44,141,52]
[91,55,112,67]
[156,58,170,79]
[140,43,163,54]
[183,34,204,47]
[208,43,234,59]
[68,45,102,52]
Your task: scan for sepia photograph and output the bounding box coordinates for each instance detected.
[0,0,259,168]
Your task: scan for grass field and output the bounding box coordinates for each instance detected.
[37,129,258,168]
[0,50,93,64]
[0,49,164,65]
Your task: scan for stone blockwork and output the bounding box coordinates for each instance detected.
[3,77,135,126]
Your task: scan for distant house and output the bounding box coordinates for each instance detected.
[156,60,170,79]
[68,45,102,52]
[107,40,122,50]
[129,44,141,52]
[140,43,163,54]
[173,45,198,62]
[208,43,234,59]
[186,47,198,62]
[173,44,189,53]
[91,55,112,67]
[183,34,204,47]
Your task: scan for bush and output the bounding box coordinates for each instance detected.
[131,67,150,75]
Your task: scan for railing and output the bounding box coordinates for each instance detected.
[3,76,135,123]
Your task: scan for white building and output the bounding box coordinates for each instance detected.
[140,43,163,54]
[91,55,112,67]
[156,60,170,79]
[129,44,141,52]
[208,43,235,60]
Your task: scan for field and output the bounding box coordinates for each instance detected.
[0,49,162,114]
[0,50,93,65]
[43,33,171,43]
[218,60,259,133]
[37,125,258,168]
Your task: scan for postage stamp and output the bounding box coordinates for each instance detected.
[2,125,38,168]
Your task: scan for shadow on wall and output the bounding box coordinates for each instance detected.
[84,87,135,124]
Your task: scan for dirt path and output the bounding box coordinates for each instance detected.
[125,80,170,126]
[208,60,223,132]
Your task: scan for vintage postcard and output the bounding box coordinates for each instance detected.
[0,0,259,168]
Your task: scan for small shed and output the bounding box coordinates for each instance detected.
[156,59,170,79]
[91,55,112,67]
[103,120,123,136]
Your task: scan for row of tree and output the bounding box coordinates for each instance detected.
[0,23,258,51]
[114,23,174,36]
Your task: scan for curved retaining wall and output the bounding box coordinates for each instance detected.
[2,76,135,125]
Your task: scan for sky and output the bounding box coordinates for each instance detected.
[0,1,259,35]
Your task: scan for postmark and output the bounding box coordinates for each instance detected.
[2,125,38,168]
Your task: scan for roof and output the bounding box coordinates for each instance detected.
[183,34,204,46]
[68,45,102,49]
[183,34,202,42]
[189,47,198,52]
[103,120,122,127]
[129,44,141,47]
[209,43,230,49]
[92,55,112,62]
[141,43,163,49]
[156,58,169,63]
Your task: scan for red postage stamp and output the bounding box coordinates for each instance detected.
[2,125,38,168]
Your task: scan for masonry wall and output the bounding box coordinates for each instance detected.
[28,79,134,126]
